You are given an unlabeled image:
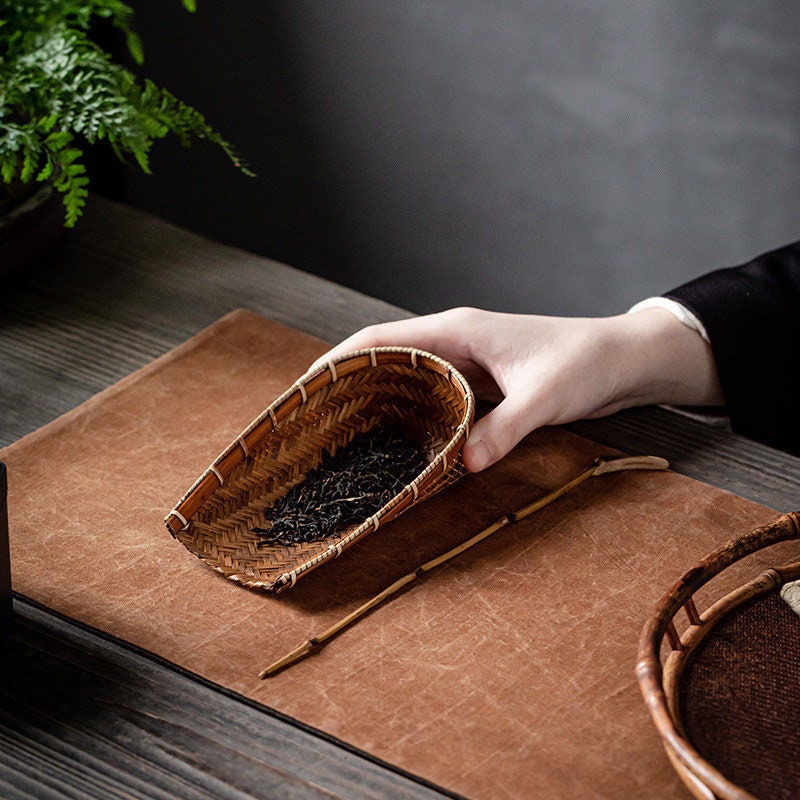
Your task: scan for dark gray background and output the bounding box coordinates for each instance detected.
[101,1,800,316]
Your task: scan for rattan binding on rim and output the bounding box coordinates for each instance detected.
[637,511,800,800]
[164,347,474,593]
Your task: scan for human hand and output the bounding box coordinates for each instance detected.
[309,307,722,472]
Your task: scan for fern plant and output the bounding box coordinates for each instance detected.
[0,0,250,226]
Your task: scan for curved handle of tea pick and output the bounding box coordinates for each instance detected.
[592,455,670,476]
[260,453,670,678]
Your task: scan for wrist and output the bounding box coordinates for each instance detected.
[607,308,724,409]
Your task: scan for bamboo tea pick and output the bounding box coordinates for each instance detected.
[259,454,669,678]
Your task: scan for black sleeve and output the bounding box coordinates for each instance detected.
[664,241,800,455]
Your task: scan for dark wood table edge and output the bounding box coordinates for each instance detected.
[10,593,470,800]
[0,464,10,628]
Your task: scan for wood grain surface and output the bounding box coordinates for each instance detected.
[1,196,798,799]
[1,601,461,800]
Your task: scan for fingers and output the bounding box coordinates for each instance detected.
[462,392,540,472]
[307,316,448,374]
[304,308,546,473]
[307,308,486,374]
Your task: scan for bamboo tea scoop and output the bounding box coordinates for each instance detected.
[260,454,669,678]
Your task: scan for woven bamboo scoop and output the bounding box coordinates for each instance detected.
[260,453,669,678]
[165,347,474,593]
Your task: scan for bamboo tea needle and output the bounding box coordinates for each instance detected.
[259,454,669,678]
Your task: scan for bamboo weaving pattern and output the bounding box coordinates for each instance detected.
[164,347,474,592]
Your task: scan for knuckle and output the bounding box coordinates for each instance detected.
[358,323,380,338]
[493,414,525,451]
[347,323,384,347]
[451,306,480,321]
[441,306,484,331]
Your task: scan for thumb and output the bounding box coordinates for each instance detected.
[462,395,538,472]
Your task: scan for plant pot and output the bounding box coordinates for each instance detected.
[0,182,66,280]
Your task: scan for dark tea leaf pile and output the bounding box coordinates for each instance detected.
[253,426,427,547]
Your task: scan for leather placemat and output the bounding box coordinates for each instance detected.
[2,309,789,799]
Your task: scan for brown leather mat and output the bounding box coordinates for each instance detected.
[2,309,791,800]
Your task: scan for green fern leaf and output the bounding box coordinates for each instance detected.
[0,0,251,226]
[37,161,54,181]
[1,160,16,184]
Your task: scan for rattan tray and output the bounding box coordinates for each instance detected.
[165,347,474,592]
[637,512,800,800]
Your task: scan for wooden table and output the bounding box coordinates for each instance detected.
[1,198,798,799]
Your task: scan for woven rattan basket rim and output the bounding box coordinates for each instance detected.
[636,512,800,800]
[164,346,474,590]
[662,559,800,720]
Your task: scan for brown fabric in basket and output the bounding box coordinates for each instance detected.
[2,309,794,800]
[681,592,800,800]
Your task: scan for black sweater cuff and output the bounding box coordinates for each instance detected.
[664,241,800,454]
